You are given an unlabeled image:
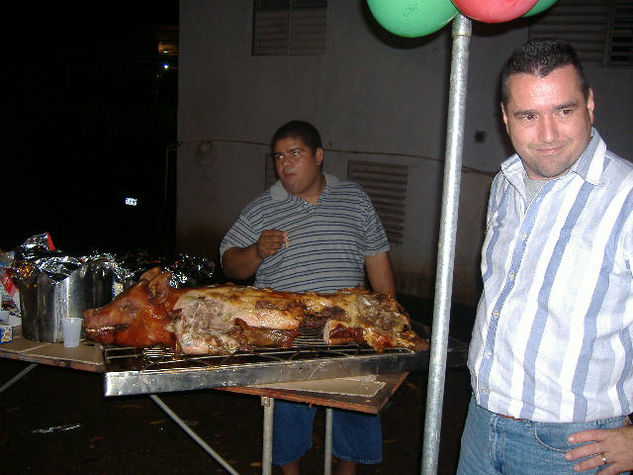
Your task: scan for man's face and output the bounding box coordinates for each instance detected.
[501,64,595,180]
[273,136,323,200]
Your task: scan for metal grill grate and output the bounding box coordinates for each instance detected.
[100,323,468,397]
[101,344,434,397]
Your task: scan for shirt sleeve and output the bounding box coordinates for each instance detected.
[359,187,390,256]
[219,212,259,262]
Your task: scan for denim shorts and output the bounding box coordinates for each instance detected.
[272,400,382,466]
[457,396,630,474]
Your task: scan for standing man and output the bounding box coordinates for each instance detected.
[220,120,395,474]
[457,39,632,474]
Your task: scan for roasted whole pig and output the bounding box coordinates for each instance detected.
[83,268,429,354]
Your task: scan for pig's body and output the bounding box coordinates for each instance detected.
[83,268,428,355]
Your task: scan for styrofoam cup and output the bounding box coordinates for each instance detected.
[62,318,83,348]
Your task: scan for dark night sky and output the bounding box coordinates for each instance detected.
[7,2,179,255]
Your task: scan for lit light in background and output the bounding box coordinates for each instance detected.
[124,197,138,207]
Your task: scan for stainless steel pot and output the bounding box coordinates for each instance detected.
[20,268,115,343]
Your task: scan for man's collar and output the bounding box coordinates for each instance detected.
[570,128,605,185]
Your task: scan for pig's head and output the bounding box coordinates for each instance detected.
[83,268,177,347]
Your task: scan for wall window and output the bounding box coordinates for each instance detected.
[252,0,327,56]
[529,0,632,68]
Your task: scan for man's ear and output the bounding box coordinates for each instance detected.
[586,88,595,124]
[315,147,324,166]
[500,102,510,134]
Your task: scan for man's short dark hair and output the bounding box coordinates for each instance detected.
[272,120,323,153]
[500,38,590,105]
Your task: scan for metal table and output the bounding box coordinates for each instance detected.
[0,332,447,474]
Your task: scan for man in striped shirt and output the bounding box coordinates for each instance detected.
[458,39,632,474]
[220,120,395,475]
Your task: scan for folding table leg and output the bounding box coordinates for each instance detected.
[150,394,239,475]
[324,408,333,475]
[262,396,274,475]
[0,362,37,394]
[261,400,333,475]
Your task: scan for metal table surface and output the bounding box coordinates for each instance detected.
[100,321,467,398]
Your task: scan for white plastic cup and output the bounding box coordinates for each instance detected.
[62,318,83,348]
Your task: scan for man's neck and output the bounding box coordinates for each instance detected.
[297,174,326,205]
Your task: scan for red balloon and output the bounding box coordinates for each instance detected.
[451,0,538,23]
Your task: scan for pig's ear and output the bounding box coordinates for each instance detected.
[148,271,171,304]
[140,267,163,283]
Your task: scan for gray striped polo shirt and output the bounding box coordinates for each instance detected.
[219,173,390,293]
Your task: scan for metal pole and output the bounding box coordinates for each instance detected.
[150,394,240,475]
[420,13,472,475]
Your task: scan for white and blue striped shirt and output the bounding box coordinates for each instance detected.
[469,129,633,423]
[219,174,390,293]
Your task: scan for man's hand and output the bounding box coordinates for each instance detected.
[221,230,288,281]
[566,424,633,474]
[256,230,289,259]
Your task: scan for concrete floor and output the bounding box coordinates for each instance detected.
[0,298,475,475]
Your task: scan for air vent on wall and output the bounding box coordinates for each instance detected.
[529,0,632,68]
[606,1,633,67]
[347,160,408,245]
[252,0,327,56]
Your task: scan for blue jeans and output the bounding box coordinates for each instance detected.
[272,400,382,466]
[457,397,630,474]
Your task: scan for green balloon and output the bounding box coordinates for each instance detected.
[522,0,558,17]
[367,0,458,38]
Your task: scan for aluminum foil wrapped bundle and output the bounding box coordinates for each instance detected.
[117,249,163,286]
[164,254,216,288]
[27,255,83,282]
[19,231,57,253]
[116,250,216,289]
[8,234,126,342]
[9,232,65,285]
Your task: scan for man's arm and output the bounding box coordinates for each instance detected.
[365,252,396,296]
[221,229,288,281]
[221,245,263,281]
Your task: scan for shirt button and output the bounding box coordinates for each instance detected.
[493,311,499,318]
[522,233,528,241]
[509,272,515,280]
[486,350,492,358]
[481,388,488,394]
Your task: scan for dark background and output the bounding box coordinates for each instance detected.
[6,2,180,256]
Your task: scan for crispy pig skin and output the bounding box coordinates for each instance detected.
[319,289,430,352]
[83,268,428,354]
